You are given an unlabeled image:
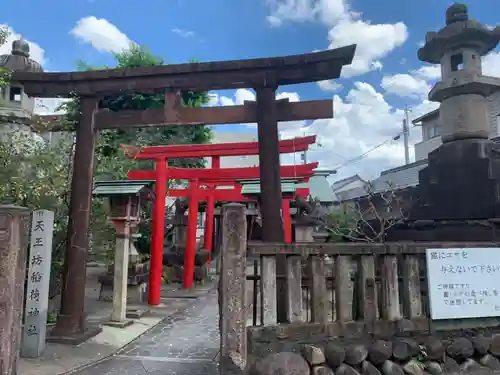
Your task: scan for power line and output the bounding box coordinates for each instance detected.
[332,131,404,171]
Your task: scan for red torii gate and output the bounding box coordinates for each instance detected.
[129,164,317,297]
[123,135,317,304]
[165,182,310,251]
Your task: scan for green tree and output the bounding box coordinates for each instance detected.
[0,27,10,87]
[0,26,72,299]
[0,40,212,301]
[59,44,214,259]
[0,131,74,299]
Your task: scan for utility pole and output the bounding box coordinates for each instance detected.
[403,105,411,165]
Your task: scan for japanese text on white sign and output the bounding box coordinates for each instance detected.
[426,248,500,320]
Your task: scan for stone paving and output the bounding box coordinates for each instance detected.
[73,288,220,375]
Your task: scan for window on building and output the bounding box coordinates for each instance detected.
[426,124,441,140]
[9,87,22,102]
[450,53,464,71]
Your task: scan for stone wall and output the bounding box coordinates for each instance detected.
[0,205,30,375]
[250,333,500,375]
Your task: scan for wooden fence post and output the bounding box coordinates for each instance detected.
[219,203,247,371]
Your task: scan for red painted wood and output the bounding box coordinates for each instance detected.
[282,199,292,243]
[128,162,319,181]
[204,156,220,265]
[148,158,167,305]
[122,135,316,159]
[183,179,200,289]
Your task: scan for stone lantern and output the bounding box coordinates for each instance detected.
[411,3,500,222]
[0,38,43,138]
[93,180,152,327]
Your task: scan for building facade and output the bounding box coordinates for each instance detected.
[207,131,259,168]
[413,90,500,161]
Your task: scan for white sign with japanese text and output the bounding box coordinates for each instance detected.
[21,210,54,358]
[426,248,500,320]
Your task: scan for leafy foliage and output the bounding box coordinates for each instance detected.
[0,41,213,301]
[61,43,214,259]
[0,130,74,297]
[0,27,10,87]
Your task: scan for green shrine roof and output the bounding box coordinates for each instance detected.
[96,170,335,202]
[240,180,298,195]
[238,172,335,203]
[92,180,153,196]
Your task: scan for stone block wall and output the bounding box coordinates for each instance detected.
[250,334,500,375]
[0,205,30,375]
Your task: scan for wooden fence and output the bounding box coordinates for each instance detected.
[217,203,500,370]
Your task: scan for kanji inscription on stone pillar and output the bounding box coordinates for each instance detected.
[21,209,54,358]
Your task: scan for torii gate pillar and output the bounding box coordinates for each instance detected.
[256,86,287,323]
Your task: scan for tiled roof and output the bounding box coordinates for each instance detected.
[331,174,365,192]
[335,186,369,201]
[371,159,428,193]
[337,159,428,201]
[92,180,153,196]
[412,108,440,125]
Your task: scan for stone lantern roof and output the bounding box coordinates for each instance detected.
[418,3,500,64]
[0,37,43,73]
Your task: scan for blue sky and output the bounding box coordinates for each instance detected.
[1,0,499,179]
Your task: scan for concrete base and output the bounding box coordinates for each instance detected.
[102,319,134,328]
[126,308,149,319]
[47,325,103,345]
[99,282,147,303]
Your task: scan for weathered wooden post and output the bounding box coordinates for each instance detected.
[21,210,54,358]
[219,203,247,372]
[255,85,288,323]
[50,97,101,343]
[0,205,30,374]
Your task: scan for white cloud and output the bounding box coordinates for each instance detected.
[277,91,300,102]
[235,88,255,104]
[71,16,132,53]
[0,24,45,65]
[35,98,70,115]
[263,2,500,182]
[172,28,195,38]
[381,73,431,99]
[266,0,408,77]
[381,49,500,100]
[212,83,439,180]
[413,65,441,80]
[266,0,318,25]
[483,51,500,77]
[327,18,407,77]
[266,15,283,27]
[317,80,343,92]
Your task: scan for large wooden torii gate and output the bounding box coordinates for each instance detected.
[13,45,356,342]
